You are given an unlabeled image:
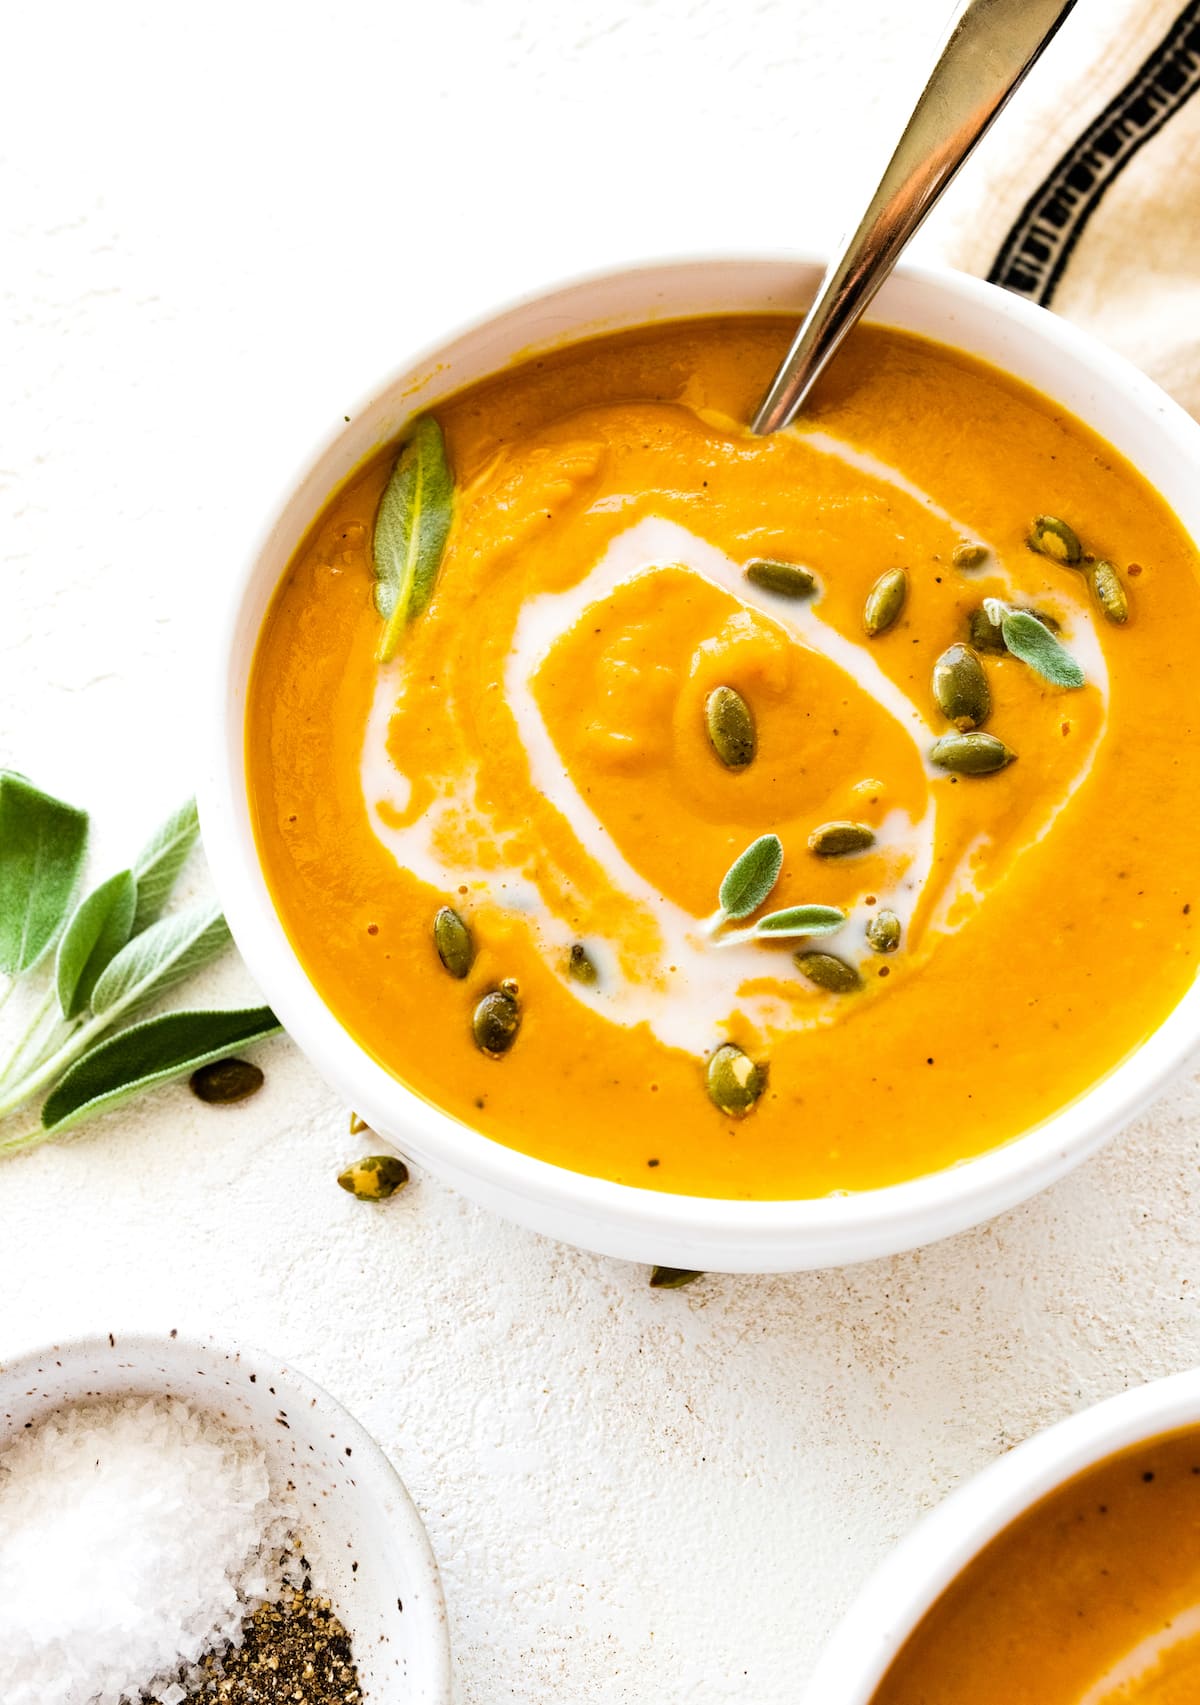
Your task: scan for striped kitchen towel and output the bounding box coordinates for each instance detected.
[929,0,1200,415]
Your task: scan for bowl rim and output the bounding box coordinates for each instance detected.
[199,249,1200,1267]
[801,1366,1200,1701]
[0,1328,453,1702]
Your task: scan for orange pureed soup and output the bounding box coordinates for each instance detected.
[873,1427,1200,1705]
[247,316,1200,1199]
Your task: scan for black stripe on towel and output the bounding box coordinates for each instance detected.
[988,0,1200,306]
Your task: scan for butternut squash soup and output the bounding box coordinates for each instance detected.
[871,1427,1200,1705]
[246,316,1200,1199]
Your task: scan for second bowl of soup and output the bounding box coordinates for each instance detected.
[203,256,1200,1270]
[805,1369,1200,1704]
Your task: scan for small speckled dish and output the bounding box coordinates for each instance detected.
[0,1332,452,1703]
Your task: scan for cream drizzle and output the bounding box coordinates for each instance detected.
[1079,1603,1200,1703]
[358,431,1110,1054]
[796,428,1003,554]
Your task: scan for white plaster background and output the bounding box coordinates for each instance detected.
[3,2,1197,1700]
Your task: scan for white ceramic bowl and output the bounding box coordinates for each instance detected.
[0,1332,452,1703]
[200,253,1200,1273]
[804,1367,1200,1702]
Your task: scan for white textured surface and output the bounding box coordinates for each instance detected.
[3,3,1197,1701]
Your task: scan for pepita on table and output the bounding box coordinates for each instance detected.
[338,1154,410,1201]
[189,1058,264,1104]
[650,1266,704,1289]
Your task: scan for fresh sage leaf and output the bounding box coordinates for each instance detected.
[38,1005,281,1139]
[1000,608,1085,689]
[755,904,846,938]
[131,798,200,933]
[90,900,231,1021]
[718,834,784,920]
[55,868,137,1019]
[0,772,89,976]
[373,416,455,663]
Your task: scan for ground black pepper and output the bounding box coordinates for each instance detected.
[151,1583,362,1704]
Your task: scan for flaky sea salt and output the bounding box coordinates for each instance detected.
[0,1394,294,1705]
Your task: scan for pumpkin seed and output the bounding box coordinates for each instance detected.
[337,1154,409,1201]
[189,1057,264,1104]
[650,1266,704,1289]
[966,605,1008,654]
[705,686,756,770]
[472,987,521,1057]
[567,943,598,985]
[1090,559,1129,624]
[966,604,1058,654]
[433,905,474,978]
[930,731,1016,775]
[744,558,817,599]
[952,543,989,570]
[795,950,861,992]
[864,568,908,636]
[866,910,901,953]
[1028,514,1082,565]
[808,821,876,858]
[705,1043,765,1117]
[932,642,990,731]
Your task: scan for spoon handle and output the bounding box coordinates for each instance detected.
[752,0,1079,435]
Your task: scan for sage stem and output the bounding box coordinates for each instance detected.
[0,1009,104,1122]
[0,985,58,1090]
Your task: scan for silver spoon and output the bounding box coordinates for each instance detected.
[752,0,1079,435]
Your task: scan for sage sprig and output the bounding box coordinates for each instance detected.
[0,782,279,1153]
[373,415,455,663]
[707,838,848,947]
[985,599,1085,689]
[26,1006,281,1149]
